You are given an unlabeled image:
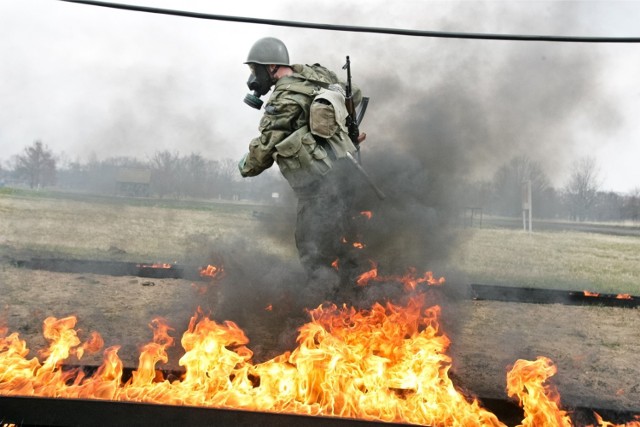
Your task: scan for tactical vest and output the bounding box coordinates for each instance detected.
[271,79,357,189]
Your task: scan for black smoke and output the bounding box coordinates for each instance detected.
[212,2,623,358]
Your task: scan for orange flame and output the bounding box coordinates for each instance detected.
[0,296,504,425]
[340,237,366,249]
[356,262,445,290]
[331,258,339,270]
[199,264,223,278]
[506,356,572,426]
[77,331,104,360]
[398,267,447,291]
[584,291,633,301]
[138,263,172,269]
[506,357,640,427]
[593,412,640,427]
[1,296,638,426]
[360,211,373,220]
[265,304,273,312]
[356,261,378,287]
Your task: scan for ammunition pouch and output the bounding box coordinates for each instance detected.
[309,87,357,159]
[273,125,332,189]
[269,77,357,189]
[310,87,348,138]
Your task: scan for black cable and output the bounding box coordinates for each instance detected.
[58,0,640,43]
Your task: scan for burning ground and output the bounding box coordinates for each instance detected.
[2,2,639,425]
[1,258,639,425]
[1,158,638,425]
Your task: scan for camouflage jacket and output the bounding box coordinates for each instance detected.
[239,63,361,189]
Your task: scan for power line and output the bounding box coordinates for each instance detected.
[58,0,640,43]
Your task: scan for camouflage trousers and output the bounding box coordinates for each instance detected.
[294,160,360,295]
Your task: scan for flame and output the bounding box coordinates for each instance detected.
[77,331,104,360]
[506,357,571,426]
[340,237,366,249]
[584,291,633,300]
[1,293,638,426]
[356,262,445,290]
[593,413,640,427]
[331,258,339,270]
[0,295,503,425]
[356,261,378,287]
[138,263,172,269]
[360,211,373,220]
[199,264,223,278]
[506,357,640,427]
[398,267,446,291]
[265,304,273,312]
[0,315,103,398]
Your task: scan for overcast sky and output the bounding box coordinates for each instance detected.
[1,0,639,193]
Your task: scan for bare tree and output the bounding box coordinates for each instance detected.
[624,187,640,223]
[149,150,180,198]
[491,155,551,217]
[177,153,208,198]
[563,156,601,221]
[205,158,242,199]
[14,140,57,189]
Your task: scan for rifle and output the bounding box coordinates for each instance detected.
[342,56,385,200]
[343,56,359,146]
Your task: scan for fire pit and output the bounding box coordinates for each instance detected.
[12,257,219,281]
[2,290,639,427]
[0,395,401,427]
[470,283,640,308]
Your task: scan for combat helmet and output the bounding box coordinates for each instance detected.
[245,37,290,66]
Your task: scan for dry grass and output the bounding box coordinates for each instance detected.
[451,228,640,294]
[3,191,640,419]
[2,189,638,294]
[0,189,296,263]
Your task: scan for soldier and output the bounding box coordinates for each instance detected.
[238,37,367,302]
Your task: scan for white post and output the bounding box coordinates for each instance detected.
[522,180,532,233]
[528,180,532,233]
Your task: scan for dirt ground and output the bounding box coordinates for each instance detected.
[1,260,639,419]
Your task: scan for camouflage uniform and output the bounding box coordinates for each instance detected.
[239,63,363,287]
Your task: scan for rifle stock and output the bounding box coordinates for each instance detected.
[346,153,386,200]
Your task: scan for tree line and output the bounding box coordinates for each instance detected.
[1,140,287,204]
[459,155,640,223]
[2,141,639,222]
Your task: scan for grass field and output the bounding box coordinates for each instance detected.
[2,188,640,416]
[0,187,297,263]
[450,227,640,293]
[1,188,638,294]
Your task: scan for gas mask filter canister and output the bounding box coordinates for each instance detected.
[244,64,273,110]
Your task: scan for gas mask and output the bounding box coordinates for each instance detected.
[244,64,273,110]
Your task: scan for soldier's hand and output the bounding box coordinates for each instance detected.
[357,132,367,144]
